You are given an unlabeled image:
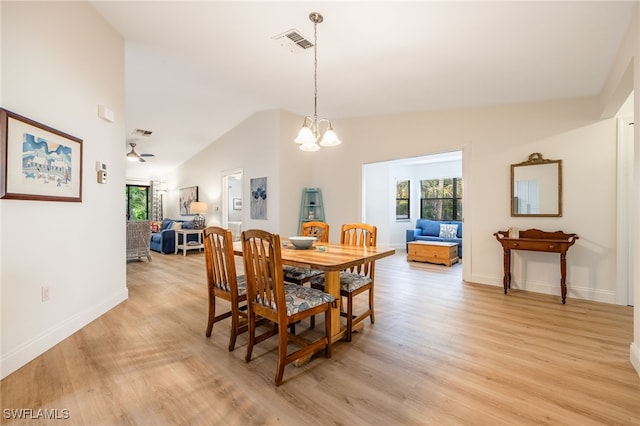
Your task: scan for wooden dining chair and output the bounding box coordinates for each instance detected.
[241,229,335,386]
[301,221,330,241]
[311,223,377,341]
[203,226,248,351]
[283,221,330,286]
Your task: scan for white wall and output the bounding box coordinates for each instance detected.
[277,111,323,237]
[363,162,390,243]
[311,99,617,304]
[632,1,640,381]
[164,110,283,234]
[599,2,639,377]
[162,109,320,246]
[0,2,127,379]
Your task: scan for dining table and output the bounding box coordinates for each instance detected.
[233,240,396,343]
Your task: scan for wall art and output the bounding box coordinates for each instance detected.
[0,108,83,202]
[179,185,198,215]
[250,177,267,220]
[233,198,242,210]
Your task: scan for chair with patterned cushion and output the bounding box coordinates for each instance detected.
[311,223,377,342]
[283,221,330,285]
[203,226,248,352]
[241,229,335,386]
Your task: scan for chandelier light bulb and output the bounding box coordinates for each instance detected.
[319,128,341,147]
[295,125,315,145]
[300,141,321,152]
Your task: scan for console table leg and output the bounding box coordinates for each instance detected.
[503,249,511,294]
[560,252,567,304]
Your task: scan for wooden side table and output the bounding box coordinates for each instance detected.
[175,228,204,256]
[494,229,578,303]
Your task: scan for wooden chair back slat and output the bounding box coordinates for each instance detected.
[242,229,284,315]
[340,223,377,276]
[301,221,330,243]
[204,228,237,293]
[203,226,247,351]
[241,228,333,384]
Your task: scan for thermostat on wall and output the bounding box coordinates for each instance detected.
[95,161,107,184]
[97,104,114,123]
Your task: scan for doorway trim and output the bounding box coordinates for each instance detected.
[617,117,634,306]
[221,168,243,230]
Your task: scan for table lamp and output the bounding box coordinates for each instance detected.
[190,201,208,229]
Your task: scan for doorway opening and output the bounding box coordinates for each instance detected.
[222,169,243,241]
[362,149,468,280]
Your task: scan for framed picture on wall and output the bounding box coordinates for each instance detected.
[250,177,267,220]
[0,108,83,202]
[179,185,198,215]
[233,198,242,210]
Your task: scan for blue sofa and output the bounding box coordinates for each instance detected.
[406,219,463,257]
[149,218,199,254]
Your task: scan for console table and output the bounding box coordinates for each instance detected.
[494,229,578,304]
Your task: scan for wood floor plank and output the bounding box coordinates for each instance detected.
[2,251,639,425]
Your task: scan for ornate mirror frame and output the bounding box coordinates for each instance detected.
[510,153,562,217]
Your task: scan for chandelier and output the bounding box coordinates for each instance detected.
[294,12,341,152]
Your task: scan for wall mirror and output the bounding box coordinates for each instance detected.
[511,153,562,217]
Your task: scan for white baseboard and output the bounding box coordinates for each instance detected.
[0,289,128,380]
[509,279,616,304]
[631,342,640,377]
[470,273,502,287]
[469,274,616,304]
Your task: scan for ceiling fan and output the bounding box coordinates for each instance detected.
[126,142,154,163]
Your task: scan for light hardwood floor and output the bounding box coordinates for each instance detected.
[2,251,639,425]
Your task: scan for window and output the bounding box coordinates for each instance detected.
[420,178,462,220]
[395,180,410,220]
[126,185,150,220]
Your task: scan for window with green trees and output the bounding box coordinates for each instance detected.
[126,185,150,220]
[395,180,410,220]
[420,178,462,220]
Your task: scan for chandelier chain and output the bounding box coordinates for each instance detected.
[294,11,340,150]
[313,17,318,133]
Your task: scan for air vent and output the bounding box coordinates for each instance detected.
[272,29,314,53]
[132,128,152,137]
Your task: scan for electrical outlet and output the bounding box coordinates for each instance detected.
[41,286,50,302]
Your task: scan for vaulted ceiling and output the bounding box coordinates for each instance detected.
[89,1,636,179]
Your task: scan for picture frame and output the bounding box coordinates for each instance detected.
[0,108,83,202]
[250,176,267,220]
[179,185,198,215]
[232,198,242,210]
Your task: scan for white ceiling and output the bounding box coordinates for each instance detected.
[88,1,636,179]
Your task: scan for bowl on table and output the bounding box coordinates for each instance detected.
[288,236,317,249]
